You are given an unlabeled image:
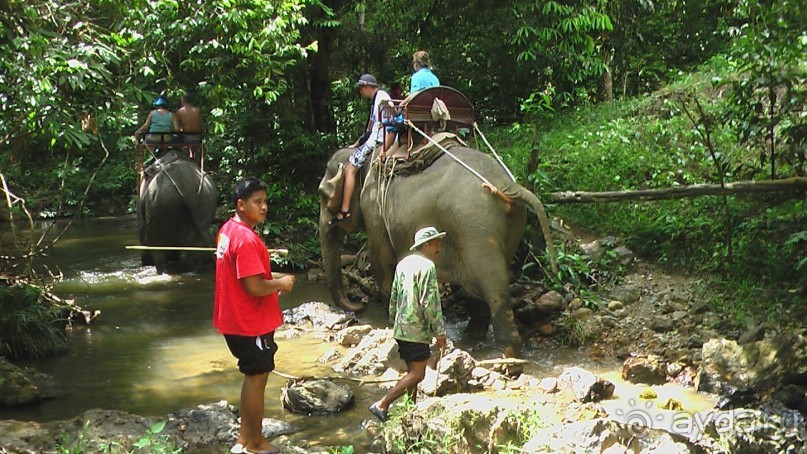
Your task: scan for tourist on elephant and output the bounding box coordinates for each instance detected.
[213,177,296,454]
[332,74,392,224]
[134,95,174,149]
[410,50,439,94]
[369,227,447,423]
[172,93,205,159]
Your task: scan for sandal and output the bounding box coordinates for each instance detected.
[329,210,351,225]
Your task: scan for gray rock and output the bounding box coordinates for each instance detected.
[420,349,477,396]
[622,355,668,385]
[696,334,807,395]
[525,418,702,453]
[651,318,674,333]
[0,357,40,406]
[557,367,615,403]
[738,324,767,345]
[281,379,354,415]
[283,301,357,331]
[335,324,373,346]
[333,329,404,375]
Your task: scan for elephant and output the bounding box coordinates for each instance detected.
[318,142,557,356]
[137,149,218,274]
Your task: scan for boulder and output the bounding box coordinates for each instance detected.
[419,349,477,396]
[696,334,807,395]
[0,358,40,406]
[557,367,615,403]
[622,355,667,385]
[281,379,354,415]
[333,329,404,375]
[525,418,701,454]
[282,301,357,331]
[334,324,373,347]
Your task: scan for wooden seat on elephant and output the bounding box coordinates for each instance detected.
[380,86,476,160]
[401,85,476,134]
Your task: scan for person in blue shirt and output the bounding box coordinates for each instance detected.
[410,50,439,93]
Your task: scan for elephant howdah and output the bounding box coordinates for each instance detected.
[318,139,557,357]
[138,149,218,274]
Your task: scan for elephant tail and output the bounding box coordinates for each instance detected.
[503,184,559,278]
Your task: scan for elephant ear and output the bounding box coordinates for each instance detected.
[318,162,345,214]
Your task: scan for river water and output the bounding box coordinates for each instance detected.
[0,218,715,449]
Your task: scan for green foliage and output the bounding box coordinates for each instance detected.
[132,421,182,453]
[721,0,807,179]
[56,421,93,454]
[0,284,69,359]
[496,408,545,453]
[328,446,354,454]
[558,312,592,347]
[524,56,805,322]
[514,0,612,106]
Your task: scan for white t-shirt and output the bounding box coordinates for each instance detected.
[367,89,392,145]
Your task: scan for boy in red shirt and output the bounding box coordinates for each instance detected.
[214,177,295,454]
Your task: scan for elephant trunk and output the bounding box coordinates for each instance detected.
[319,208,367,313]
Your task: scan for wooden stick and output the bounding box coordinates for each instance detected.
[125,245,288,256]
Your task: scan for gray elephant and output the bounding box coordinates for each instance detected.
[138,150,218,273]
[318,143,557,356]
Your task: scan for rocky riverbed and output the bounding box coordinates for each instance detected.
[2,238,806,453]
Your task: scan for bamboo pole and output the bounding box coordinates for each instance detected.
[125,245,288,256]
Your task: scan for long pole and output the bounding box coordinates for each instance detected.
[125,245,288,256]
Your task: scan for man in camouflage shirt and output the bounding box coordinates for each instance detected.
[369,227,447,422]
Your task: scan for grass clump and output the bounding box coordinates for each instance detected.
[0,283,69,359]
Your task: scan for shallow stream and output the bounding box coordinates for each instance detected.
[0,218,716,449]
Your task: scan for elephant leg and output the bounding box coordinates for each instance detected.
[463,296,491,341]
[466,250,522,357]
[367,235,396,307]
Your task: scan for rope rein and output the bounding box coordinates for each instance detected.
[406,121,492,186]
[473,122,516,182]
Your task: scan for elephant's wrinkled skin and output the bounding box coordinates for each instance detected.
[138,151,218,274]
[318,146,557,356]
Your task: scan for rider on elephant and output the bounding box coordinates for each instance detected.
[410,50,440,94]
[331,74,392,225]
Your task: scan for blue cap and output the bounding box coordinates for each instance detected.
[153,96,168,107]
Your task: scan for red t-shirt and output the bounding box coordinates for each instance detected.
[213,218,282,336]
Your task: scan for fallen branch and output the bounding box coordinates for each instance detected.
[548,177,807,204]
[0,274,100,326]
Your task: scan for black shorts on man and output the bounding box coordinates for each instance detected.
[224,331,277,375]
[396,339,430,362]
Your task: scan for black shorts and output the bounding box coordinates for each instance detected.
[224,331,277,375]
[396,339,430,362]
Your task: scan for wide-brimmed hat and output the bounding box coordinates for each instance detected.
[356,74,378,87]
[153,96,168,107]
[410,226,446,251]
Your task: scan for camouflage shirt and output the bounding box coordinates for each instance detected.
[389,253,446,344]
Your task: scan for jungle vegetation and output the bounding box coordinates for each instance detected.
[1,0,805,357]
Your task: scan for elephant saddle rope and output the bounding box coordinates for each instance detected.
[374,132,465,177]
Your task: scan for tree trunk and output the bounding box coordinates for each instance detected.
[548,177,807,204]
[602,36,613,102]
